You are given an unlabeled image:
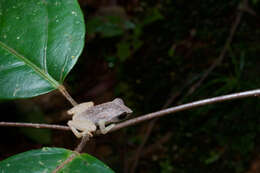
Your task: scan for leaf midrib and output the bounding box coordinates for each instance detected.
[42,1,49,74]
[0,40,60,88]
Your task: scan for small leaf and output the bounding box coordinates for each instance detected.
[116,41,131,62]
[204,151,221,164]
[0,0,85,99]
[0,147,115,173]
[168,46,176,57]
[87,15,135,38]
[123,20,136,30]
[251,0,259,5]
[142,8,164,26]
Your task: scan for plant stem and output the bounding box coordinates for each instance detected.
[0,122,70,130]
[186,0,245,96]
[110,88,260,132]
[1,88,260,135]
[58,85,78,106]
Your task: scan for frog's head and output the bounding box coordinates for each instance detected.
[109,98,133,123]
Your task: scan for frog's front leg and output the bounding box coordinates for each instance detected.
[68,119,96,138]
[67,121,85,138]
[98,120,115,134]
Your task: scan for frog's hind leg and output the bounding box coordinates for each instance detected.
[67,102,94,115]
[98,120,115,134]
[67,120,93,138]
[68,120,83,138]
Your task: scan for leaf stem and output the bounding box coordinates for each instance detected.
[58,85,78,106]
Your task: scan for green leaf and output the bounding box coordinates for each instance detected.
[0,0,85,99]
[116,41,131,62]
[142,8,164,26]
[0,147,115,173]
[251,0,259,5]
[87,15,135,38]
[168,46,175,57]
[204,151,221,165]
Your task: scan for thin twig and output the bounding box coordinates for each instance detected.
[0,122,70,130]
[129,120,156,173]
[110,88,260,132]
[238,0,257,16]
[74,135,91,153]
[129,133,172,163]
[186,0,246,96]
[1,89,260,135]
[53,85,91,172]
[52,152,79,173]
[51,135,91,173]
[141,133,172,157]
[58,85,78,106]
[129,92,180,173]
[1,88,260,173]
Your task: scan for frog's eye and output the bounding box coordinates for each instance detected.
[118,112,127,120]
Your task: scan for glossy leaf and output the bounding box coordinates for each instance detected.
[0,147,115,173]
[0,0,85,99]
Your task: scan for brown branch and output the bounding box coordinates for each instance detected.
[52,135,91,173]
[0,122,70,130]
[74,135,91,153]
[129,119,156,173]
[1,88,260,135]
[51,135,91,173]
[238,0,257,16]
[58,85,78,106]
[52,152,79,173]
[129,91,180,173]
[141,132,172,157]
[110,88,260,132]
[52,85,91,172]
[129,133,172,163]
[2,88,260,173]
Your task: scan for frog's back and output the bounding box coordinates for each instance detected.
[81,102,124,123]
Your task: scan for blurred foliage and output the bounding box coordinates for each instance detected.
[80,0,260,172]
[1,0,260,173]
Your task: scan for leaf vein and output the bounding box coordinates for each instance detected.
[0,40,59,88]
[43,1,49,73]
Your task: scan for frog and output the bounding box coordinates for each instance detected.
[67,98,133,138]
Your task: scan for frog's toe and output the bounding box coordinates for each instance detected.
[83,131,93,137]
[100,124,115,134]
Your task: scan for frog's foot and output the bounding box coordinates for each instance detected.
[98,120,115,134]
[67,120,94,138]
[67,102,94,115]
[82,130,93,138]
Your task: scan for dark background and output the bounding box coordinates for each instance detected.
[1,0,260,173]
